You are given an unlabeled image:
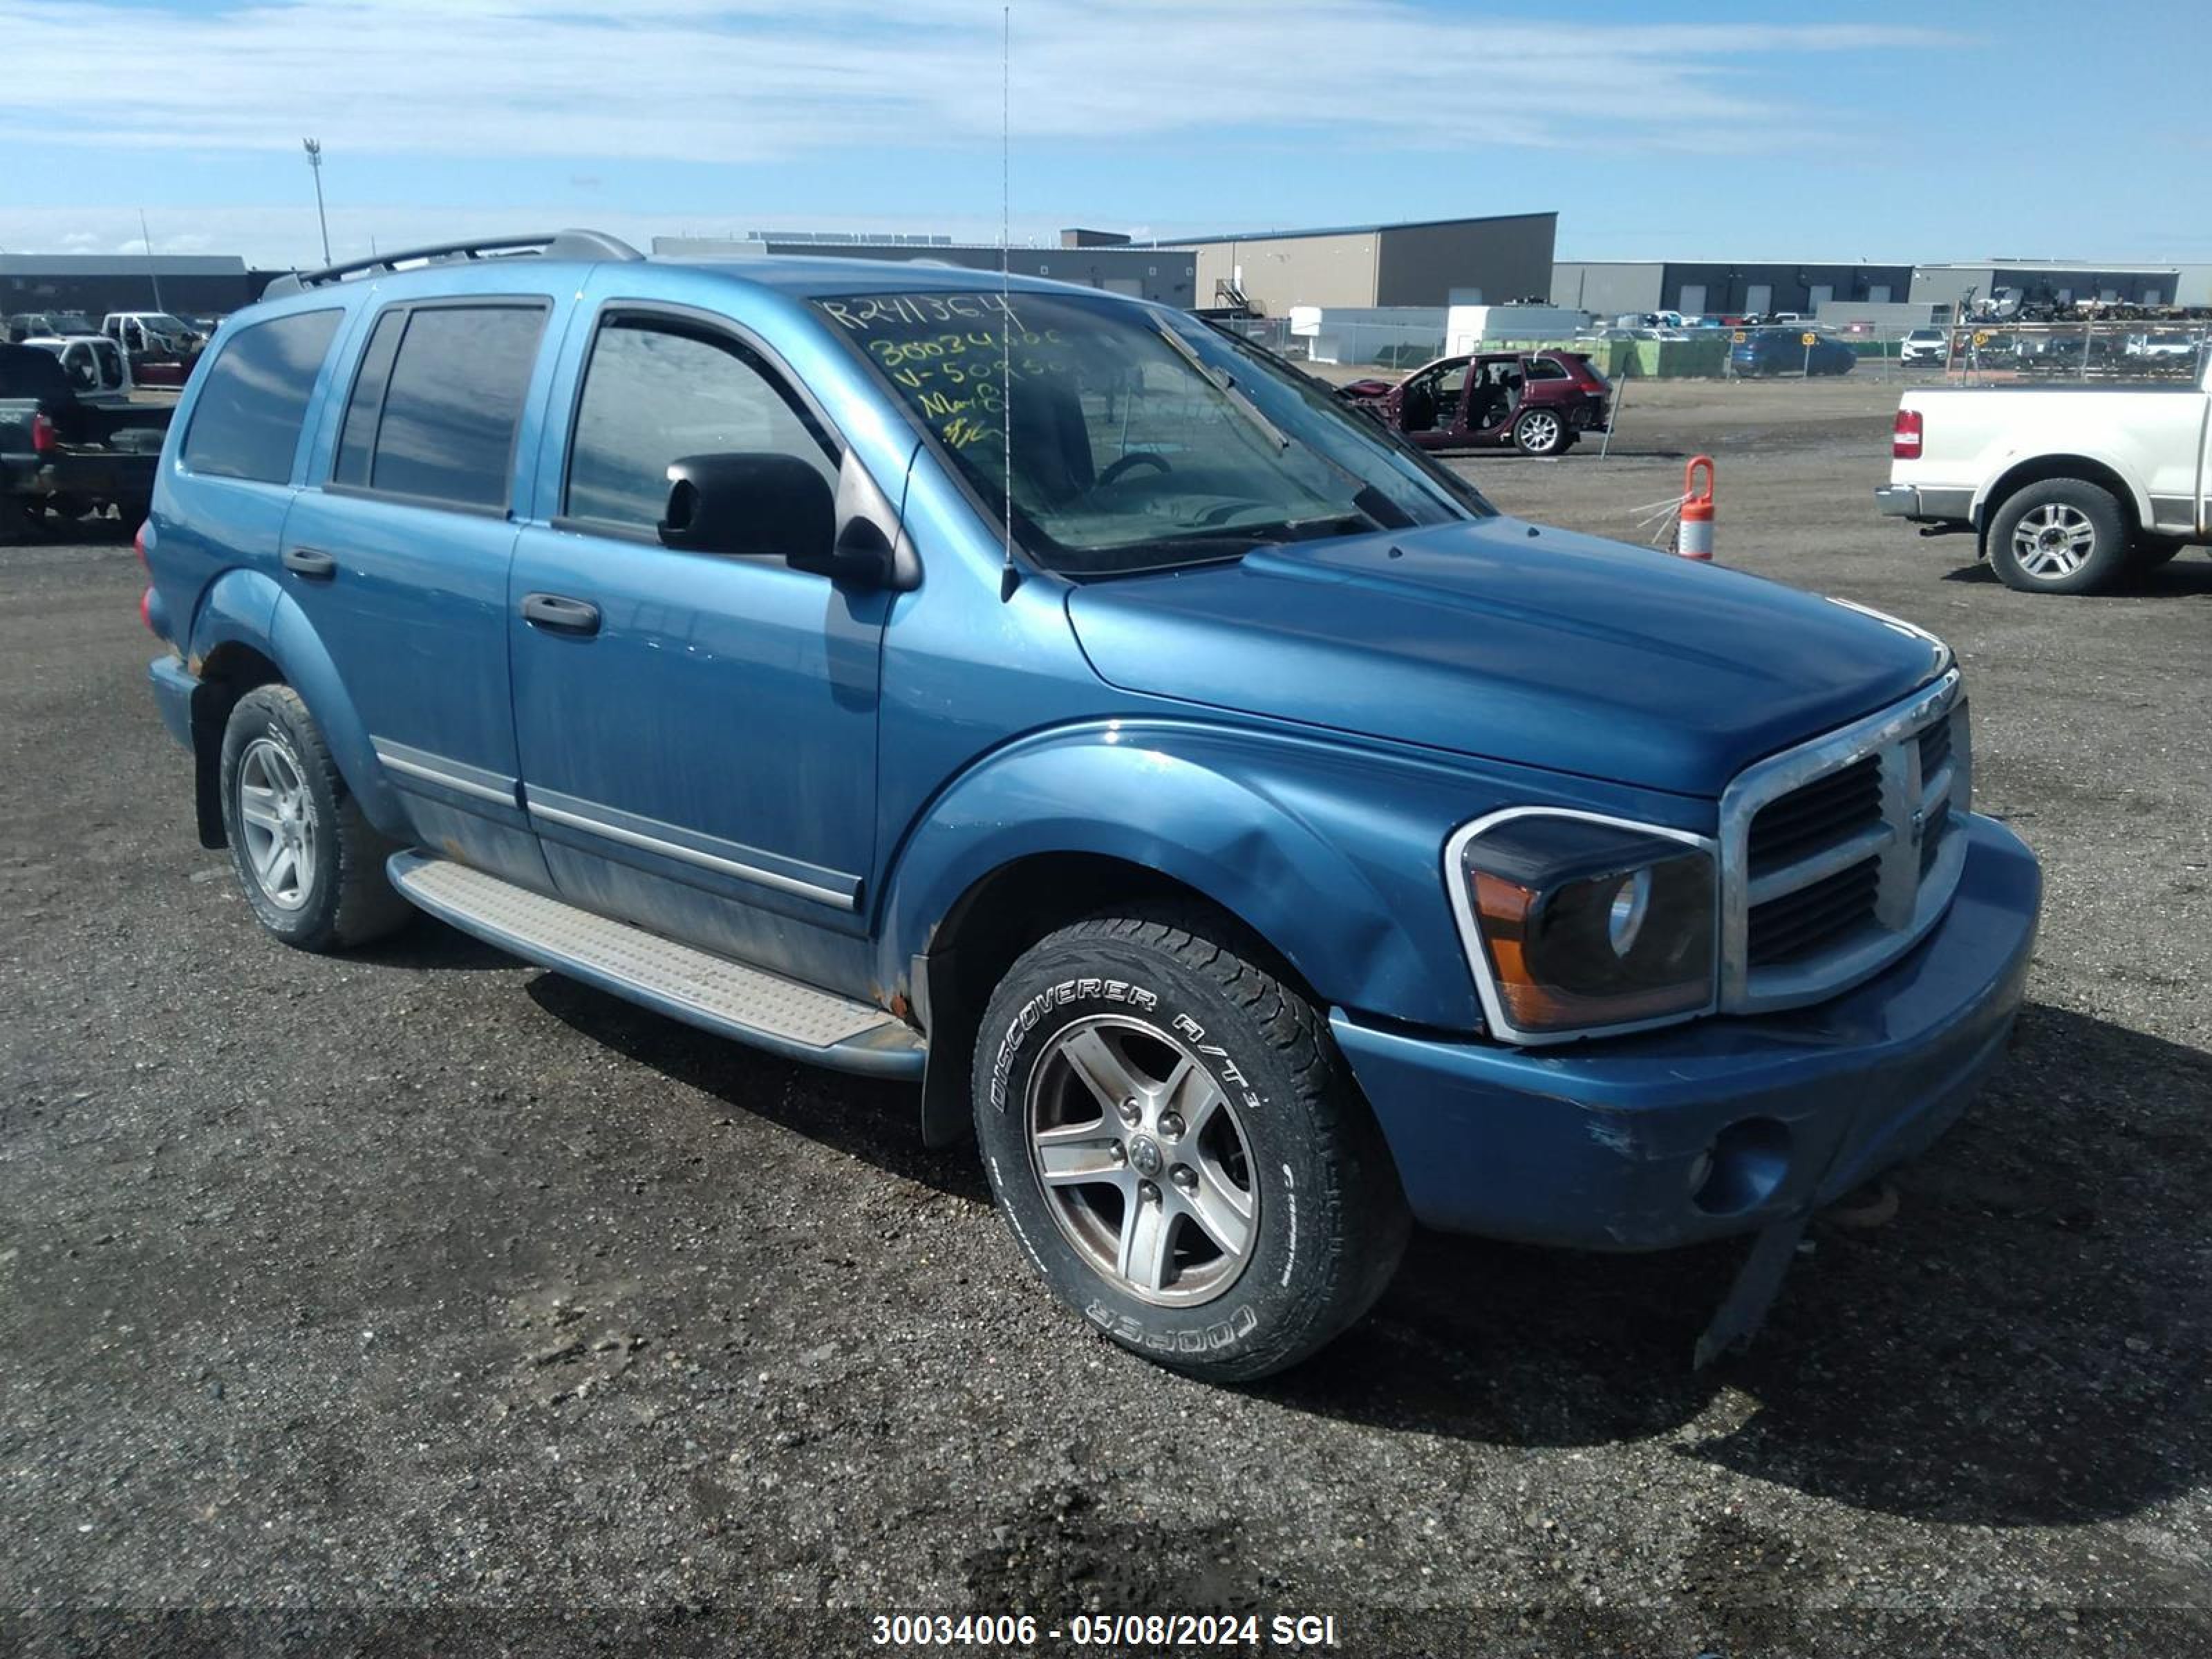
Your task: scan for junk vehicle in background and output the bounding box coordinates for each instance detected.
[1338,350,1612,456]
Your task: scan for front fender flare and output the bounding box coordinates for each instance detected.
[883,720,1482,1031]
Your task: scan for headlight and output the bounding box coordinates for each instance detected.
[1447,810,1718,1042]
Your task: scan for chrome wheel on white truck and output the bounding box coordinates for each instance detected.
[1986,479,2130,595]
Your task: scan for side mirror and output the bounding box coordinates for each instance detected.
[658,452,834,563]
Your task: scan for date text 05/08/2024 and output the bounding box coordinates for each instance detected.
[871,1613,1342,1648]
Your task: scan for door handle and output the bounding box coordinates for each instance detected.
[282,545,337,581]
[521,592,601,636]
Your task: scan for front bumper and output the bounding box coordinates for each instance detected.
[1875,482,1974,524]
[1333,812,2039,1250]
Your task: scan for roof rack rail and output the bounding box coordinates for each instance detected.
[262,229,643,299]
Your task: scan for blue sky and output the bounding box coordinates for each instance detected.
[3,0,2206,270]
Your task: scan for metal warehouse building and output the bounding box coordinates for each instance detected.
[1550,260,1915,319]
[1129,212,1557,318]
[651,233,1195,308]
[1,254,268,322]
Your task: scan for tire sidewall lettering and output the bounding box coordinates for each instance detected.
[988,976,1156,1113]
[980,960,1305,1360]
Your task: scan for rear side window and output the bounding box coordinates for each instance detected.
[563,319,837,531]
[1526,358,1569,380]
[180,309,342,483]
[331,310,406,489]
[339,303,547,509]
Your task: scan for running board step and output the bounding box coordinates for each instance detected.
[387,852,925,1078]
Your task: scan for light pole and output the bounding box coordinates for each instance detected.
[303,138,332,265]
[138,207,166,311]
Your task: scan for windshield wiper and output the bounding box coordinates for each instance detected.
[1150,318,1293,451]
[1149,318,1409,533]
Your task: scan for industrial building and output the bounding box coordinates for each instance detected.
[1550,260,1915,319]
[1127,212,1557,317]
[1,253,268,322]
[651,232,1195,307]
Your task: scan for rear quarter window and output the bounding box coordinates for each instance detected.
[181,309,343,483]
[341,303,547,510]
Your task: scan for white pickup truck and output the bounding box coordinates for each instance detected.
[1876,356,2210,593]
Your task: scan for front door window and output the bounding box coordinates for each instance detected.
[565,319,838,529]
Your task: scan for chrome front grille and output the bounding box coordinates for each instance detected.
[1747,755,1882,877]
[1719,671,1970,1013]
[1746,853,1880,965]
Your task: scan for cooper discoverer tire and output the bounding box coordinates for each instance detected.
[218,684,412,953]
[973,910,1409,1382]
[1987,478,2130,594]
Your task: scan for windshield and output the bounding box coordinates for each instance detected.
[816,290,1490,576]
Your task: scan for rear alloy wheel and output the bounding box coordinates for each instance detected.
[1512,407,1568,456]
[218,684,413,952]
[1987,478,2130,594]
[974,910,1408,1381]
[236,736,319,911]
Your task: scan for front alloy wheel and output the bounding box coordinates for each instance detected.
[1027,1014,1258,1306]
[974,909,1409,1381]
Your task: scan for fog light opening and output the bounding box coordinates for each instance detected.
[1691,1117,1792,1216]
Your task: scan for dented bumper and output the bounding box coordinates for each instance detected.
[1332,812,2039,1250]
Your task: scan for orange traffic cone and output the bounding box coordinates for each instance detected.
[1672,458,1707,561]
[1677,456,1714,561]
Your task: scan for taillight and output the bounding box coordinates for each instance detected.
[30,412,57,454]
[134,521,149,570]
[1892,407,1923,460]
[140,586,158,635]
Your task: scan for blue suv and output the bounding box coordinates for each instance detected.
[140,232,2040,1379]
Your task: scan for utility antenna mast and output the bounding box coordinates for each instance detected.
[998,4,1020,601]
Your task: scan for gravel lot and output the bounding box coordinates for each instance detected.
[3,377,2209,1656]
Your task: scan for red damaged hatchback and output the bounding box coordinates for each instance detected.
[1340,350,1611,456]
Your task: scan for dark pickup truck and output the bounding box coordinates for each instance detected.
[0,341,171,540]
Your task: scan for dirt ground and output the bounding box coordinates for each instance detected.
[2,375,2209,1657]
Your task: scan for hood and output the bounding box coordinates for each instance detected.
[1065,517,1947,797]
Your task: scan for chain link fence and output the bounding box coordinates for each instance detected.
[1931,321,2212,384]
[1212,315,2212,386]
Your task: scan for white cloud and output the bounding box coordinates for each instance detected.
[0,0,1954,163]
[0,202,1054,268]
